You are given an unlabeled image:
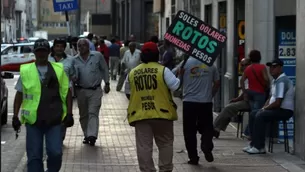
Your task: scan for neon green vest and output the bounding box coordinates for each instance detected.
[127,62,178,125]
[19,62,69,124]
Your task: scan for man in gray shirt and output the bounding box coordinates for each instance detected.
[73,38,110,146]
[173,56,220,165]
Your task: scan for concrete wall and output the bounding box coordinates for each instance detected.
[31,0,38,31]
[1,0,31,40]
[295,0,305,161]
[275,0,296,16]
[80,0,111,23]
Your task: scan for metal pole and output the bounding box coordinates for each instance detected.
[75,0,81,35]
[65,11,71,35]
[65,11,73,55]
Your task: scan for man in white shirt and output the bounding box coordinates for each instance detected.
[244,59,294,154]
[116,42,141,91]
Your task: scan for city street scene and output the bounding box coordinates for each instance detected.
[1,0,305,172]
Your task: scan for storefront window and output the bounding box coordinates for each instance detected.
[190,0,201,18]
[235,0,245,96]
[171,0,176,22]
[205,4,212,25]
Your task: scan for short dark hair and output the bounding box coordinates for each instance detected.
[110,38,116,43]
[141,52,159,63]
[249,50,261,63]
[150,36,159,43]
[87,33,94,40]
[124,40,130,47]
[71,37,79,42]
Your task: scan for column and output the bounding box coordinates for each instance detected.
[226,0,234,74]
[223,0,235,105]
[212,0,219,63]
[124,0,128,39]
[200,0,205,20]
[295,0,305,161]
[212,0,218,28]
[245,0,274,64]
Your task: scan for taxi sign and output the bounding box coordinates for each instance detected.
[53,0,78,12]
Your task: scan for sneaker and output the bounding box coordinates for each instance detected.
[242,146,252,152]
[204,152,214,162]
[246,147,266,154]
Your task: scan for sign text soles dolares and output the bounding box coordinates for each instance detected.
[164,10,227,66]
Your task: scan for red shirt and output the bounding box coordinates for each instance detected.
[244,64,266,93]
[98,44,109,66]
[116,41,123,47]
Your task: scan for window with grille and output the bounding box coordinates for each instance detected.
[171,0,176,22]
[190,0,201,18]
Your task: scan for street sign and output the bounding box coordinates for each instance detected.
[53,0,78,12]
[164,10,227,67]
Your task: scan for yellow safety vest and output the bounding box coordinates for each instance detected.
[127,62,178,125]
[19,62,69,124]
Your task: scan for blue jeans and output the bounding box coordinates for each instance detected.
[246,90,266,111]
[26,124,63,172]
[62,124,67,141]
[249,109,293,149]
[246,90,266,136]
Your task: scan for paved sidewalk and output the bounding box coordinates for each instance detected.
[56,81,304,172]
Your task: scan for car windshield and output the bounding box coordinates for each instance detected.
[1,45,9,52]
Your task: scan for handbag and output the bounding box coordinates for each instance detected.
[250,65,270,100]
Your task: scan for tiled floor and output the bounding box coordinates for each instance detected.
[60,81,289,172]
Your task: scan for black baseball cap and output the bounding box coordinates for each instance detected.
[266,59,284,67]
[34,39,50,52]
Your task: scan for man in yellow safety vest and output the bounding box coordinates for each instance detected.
[126,41,180,172]
[12,39,73,172]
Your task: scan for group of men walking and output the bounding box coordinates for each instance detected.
[10,34,294,172]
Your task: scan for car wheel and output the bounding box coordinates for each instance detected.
[1,101,8,125]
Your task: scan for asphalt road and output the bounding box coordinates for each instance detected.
[1,73,27,172]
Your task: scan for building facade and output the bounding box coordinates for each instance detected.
[154,0,305,160]
[113,0,158,42]
[79,0,112,37]
[1,0,32,42]
[37,0,69,40]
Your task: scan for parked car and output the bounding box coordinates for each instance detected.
[0,42,53,71]
[1,72,14,125]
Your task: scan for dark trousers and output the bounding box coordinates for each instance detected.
[250,108,293,149]
[183,101,214,160]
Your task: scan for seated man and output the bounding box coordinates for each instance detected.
[213,58,251,138]
[244,59,294,154]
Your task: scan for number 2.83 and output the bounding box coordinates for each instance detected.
[279,47,296,57]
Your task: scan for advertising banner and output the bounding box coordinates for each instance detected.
[164,10,227,66]
[278,29,296,141]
